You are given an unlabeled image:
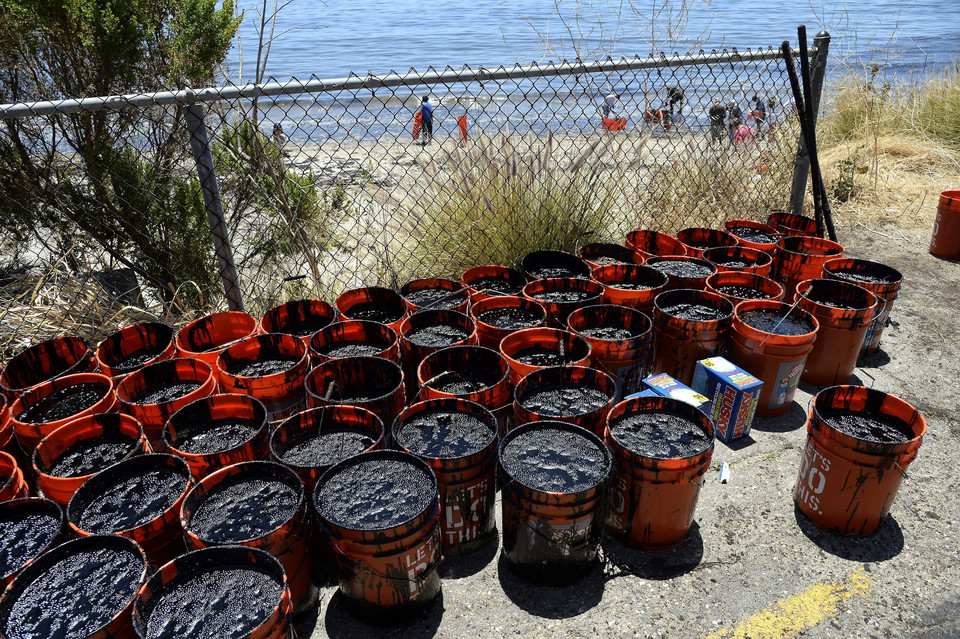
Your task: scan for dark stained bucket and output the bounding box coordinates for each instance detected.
[308,319,400,367]
[10,372,117,455]
[796,279,877,386]
[723,219,780,252]
[461,265,527,304]
[702,245,773,277]
[33,412,150,506]
[521,277,605,328]
[334,286,408,334]
[66,453,193,570]
[676,227,739,259]
[0,335,96,401]
[216,333,310,424]
[578,242,644,270]
[0,400,12,455]
[400,278,471,314]
[706,271,785,305]
[95,323,177,380]
[180,460,316,614]
[624,229,687,260]
[567,304,653,400]
[304,356,406,437]
[795,385,926,536]
[0,497,63,591]
[174,311,259,370]
[498,420,610,583]
[0,452,28,503]
[592,263,669,315]
[470,295,547,351]
[512,365,616,436]
[727,300,820,417]
[270,405,384,500]
[417,345,513,437]
[259,299,337,343]
[646,255,718,291]
[0,534,149,639]
[930,190,960,260]
[651,289,735,386]
[115,358,218,446]
[605,396,715,549]
[767,211,819,237]
[393,398,498,554]
[398,310,478,398]
[521,249,592,281]
[822,257,903,355]
[132,545,292,639]
[499,327,592,385]
[772,235,845,296]
[164,394,269,479]
[313,450,442,620]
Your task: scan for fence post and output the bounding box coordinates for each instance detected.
[183,97,245,312]
[789,30,831,216]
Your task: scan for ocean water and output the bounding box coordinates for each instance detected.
[229,0,960,82]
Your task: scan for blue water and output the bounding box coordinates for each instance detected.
[229,0,960,82]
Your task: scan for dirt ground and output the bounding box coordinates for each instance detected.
[297,216,960,639]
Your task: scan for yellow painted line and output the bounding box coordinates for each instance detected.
[703,568,873,639]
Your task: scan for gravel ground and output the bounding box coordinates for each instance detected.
[299,221,960,639]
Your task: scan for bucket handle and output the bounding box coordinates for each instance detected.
[756,290,809,351]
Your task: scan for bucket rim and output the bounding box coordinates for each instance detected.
[305,355,404,404]
[33,411,146,477]
[732,299,820,342]
[269,405,384,469]
[810,385,927,450]
[796,278,879,314]
[115,357,214,405]
[607,395,716,462]
[821,257,903,288]
[164,393,268,458]
[566,304,653,342]
[215,332,309,382]
[0,334,94,396]
[174,310,258,355]
[392,397,498,461]
[10,372,115,427]
[308,319,399,358]
[417,344,511,394]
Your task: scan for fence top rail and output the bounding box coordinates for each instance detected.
[0,41,823,120]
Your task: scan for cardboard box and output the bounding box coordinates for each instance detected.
[622,389,659,401]
[691,357,763,443]
[640,373,711,414]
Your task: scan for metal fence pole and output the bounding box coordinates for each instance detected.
[184,99,245,312]
[789,30,831,216]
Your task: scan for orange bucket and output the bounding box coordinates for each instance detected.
[651,289,734,385]
[66,453,192,569]
[10,372,117,454]
[308,319,400,366]
[499,327,592,385]
[470,295,546,351]
[592,264,668,315]
[567,304,653,400]
[314,450,442,619]
[398,310,478,397]
[115,358,218,445]
[0,534,149,639]
[132,546,292,639]
[577,242,644,270]
[175,311,259,369]
[676,227,739,259]
[0,335,96,401]
[259,299,336,343]
[498,420,610,583]
[930,190,960,260]
[521,277,604,328]
[796,279,877,386]
[334,286,408,334]
[624,229,687,259]
[216,333,309,423]
[164,394,268,479]
[767,211,818,237]
[520,249,592,281]
[305,356,406,438]
[96,323,176,380]
[702,245,773,277]
[180,460,316,614]
[393,398,498,553]
[33,412,150,506]
[513,365,615,436]
[0,399,12,454]
[461,265,526,303]
[706,271,785,305]
[724,219,780,252]
[0,497,63,591]
[400,278,471,314]
[0,451,28,502]
[605,396,714,549]
[726,300,819,417]
[795,385,926,536]
[822,257,903,355]
[646,256,718,291]
[773,235,844,296]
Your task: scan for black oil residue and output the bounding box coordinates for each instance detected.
[0,511,59,578]
[468,276,522,295]
[611,411,711,458]
[652,260,714,278]
[716,284,768,300]
[577,326,636,341]
[512,346,568,367]
[134,380,203,405]
[227,357,299,377]
[500,428,606,493]
[518,385,609,416]
[528,289,595,303]
[477,307,541,330]
[20,383,109,424]
[77,467,189,533]
[48,436,139,478]
[173,418,260,455]
[740,309,814,335]
[317,458,434,530]
[404,287,465,309]
[821,409,914,444]
[660,302,726,321]
[528,266,581,280]
[804,283,870,310]
[728,227,775,244]
[345,303,403,324]
[318,341,384,358]
[189,478,298,542]
[280,430,375,468]
[607,280,655,290]
[395,409,493,458]
[405,324,469,348]
[112,347,166,373]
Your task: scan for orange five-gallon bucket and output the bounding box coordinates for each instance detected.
[794,385,926,536]
[929,190,960,260]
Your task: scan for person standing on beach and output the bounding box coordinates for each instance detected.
[667,86,685,116]
[416,96,434,145]
[727,101,743,146]
[602,92,619,119]
[708,98,726,145]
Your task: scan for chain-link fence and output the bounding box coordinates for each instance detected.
[0,34,829,355]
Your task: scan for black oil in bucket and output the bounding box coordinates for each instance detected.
[652,260,714,278]
[477,307,542,330]
[609,410,712,459]
[405,324,470,348]
[820,409,915,444]
[660,302,727,321]
[739,309,815,336]
[394,409,491,459]
[468,276,523,296]
[47,435,140,478]
[517,386,609,417]
[188,476,299,543]
[19,383,109,424]
[0,500,61,584]
[716,284,768,299]
[133,381,203,405]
